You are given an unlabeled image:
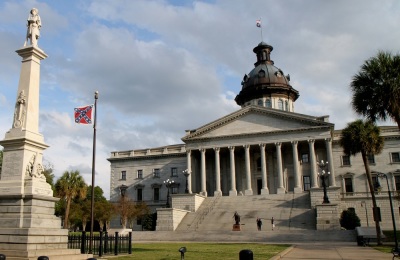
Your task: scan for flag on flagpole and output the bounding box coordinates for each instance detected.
[256,19,261,27]
[74,105,94,124]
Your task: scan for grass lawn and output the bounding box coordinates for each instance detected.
[111,243,289,260]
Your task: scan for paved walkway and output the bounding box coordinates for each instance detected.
[272,242,392,260]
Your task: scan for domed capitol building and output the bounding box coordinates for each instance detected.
[108,41,400,232]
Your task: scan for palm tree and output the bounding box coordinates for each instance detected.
[55,170,87,229]
[351,51,400,130]
[340,119,384,244]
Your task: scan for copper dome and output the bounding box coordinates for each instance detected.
[235,42,299,106]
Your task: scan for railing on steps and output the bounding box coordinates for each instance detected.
[188,194,221,231]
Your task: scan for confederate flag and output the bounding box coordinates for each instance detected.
[74,105,94,124]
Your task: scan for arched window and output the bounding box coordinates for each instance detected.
[285,101,289,111]
[265,99,271,108]
[278,99,284,110]
[257,99,263,106]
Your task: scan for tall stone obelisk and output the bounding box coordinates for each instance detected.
[0,8,90,259]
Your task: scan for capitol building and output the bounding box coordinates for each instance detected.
[108,41,400,231]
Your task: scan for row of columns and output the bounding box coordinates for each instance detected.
[186,138,336,197]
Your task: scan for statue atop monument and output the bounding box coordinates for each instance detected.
[24,8,41,47]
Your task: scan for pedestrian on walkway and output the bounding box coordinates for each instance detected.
[271,217,275,230]
[256,218,262,231]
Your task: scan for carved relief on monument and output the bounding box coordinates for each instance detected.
[25,154,46,180]
[13,90,26,128]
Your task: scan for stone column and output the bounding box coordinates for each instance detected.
[229,146,237,196]
[186,150,192,194]
[308,139,318,188]
[291,141,302,193]
[214,147,222,196]
[275,142,285,194]
[260,144,269,194]
[244,145,253,195]
[325,138,336,187]
[200,148,207,197]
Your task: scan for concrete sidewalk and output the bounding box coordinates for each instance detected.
[271,242,392,260]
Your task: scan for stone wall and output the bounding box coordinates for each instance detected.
[171,193,205,212]
[156,208,189,231]
[316,203,341,230]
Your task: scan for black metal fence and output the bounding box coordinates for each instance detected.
[68,231,132,256]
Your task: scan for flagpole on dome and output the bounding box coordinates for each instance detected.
[256,18,263,42]
[89,91,98,254]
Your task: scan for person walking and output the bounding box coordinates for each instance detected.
[271,217,275,230]
[256,218,262,231]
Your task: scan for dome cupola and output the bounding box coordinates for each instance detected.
[235,42,299,112]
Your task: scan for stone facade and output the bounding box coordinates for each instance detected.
[107,41,400,231]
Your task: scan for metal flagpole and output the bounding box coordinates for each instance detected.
[89,91,99,254]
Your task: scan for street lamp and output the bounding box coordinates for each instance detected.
[119,184,128,197]
[375,172,399,252]
[361,201,369,227]
[183,169,190,194]
[164,179,174,208]
[317,160,330,204]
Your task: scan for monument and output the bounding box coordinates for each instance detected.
[0,8,91,259]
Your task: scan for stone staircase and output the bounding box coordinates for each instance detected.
[132,193,357,243]
[176,193,315,232]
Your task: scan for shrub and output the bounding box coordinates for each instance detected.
[340,208,361,230]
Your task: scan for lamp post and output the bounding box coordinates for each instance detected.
[376,172,398,252]
[317,160,330,204]
[183,169,190,194]
[119,184,128,197]
[361,201,369,227]
[164,179,174,208]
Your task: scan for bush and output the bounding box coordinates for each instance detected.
[340,208,361,230]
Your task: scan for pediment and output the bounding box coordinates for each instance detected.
[182,105,333,141]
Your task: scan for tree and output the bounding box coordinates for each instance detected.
[42,162,55,191]
[351,51,400,129]
[340,119,384,244]
[54,170,87,229]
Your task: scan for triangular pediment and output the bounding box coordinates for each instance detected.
[182,105,333,141]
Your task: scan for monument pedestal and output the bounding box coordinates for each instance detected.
[232,224,241,231]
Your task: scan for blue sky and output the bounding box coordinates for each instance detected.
[1,0,400,199]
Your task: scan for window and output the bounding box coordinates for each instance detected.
[391,152,400,163]
[372,176,381,192]
[121,171,126,180]
[154,187,160,201]
[367,154,375,164]
[278,99,284,110]
[137,169,143,179]
[257,99,263,106]
[257,157,261,171]
[265,99,272,108]
[301,153,309,163]
[395,175,400,191]
[303,176,311,191]
[172,187,179,194]
[153,168,160,178]
[171,167,178,177]
[341,155,351,166]
[285,101,289,111]
[137,188,143,201]
[344,177,353,193]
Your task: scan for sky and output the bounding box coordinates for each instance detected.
[0,0,399,199]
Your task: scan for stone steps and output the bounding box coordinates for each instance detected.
[132,229,357,243]
[177,193,315,232]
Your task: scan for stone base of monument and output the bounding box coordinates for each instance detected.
[0,187,93,260]
[232,224,241,231]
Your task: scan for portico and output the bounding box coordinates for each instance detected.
[183,113,337,197]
